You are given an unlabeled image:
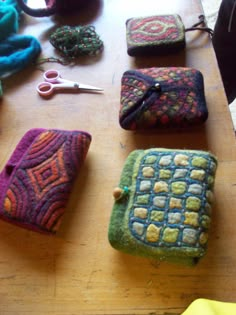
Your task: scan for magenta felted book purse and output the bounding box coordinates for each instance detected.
[0,128,91,234]
[119,67,208,130]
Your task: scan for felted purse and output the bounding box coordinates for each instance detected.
[119,67,208,130]
[108,148,217,265]
[126,14,213,57]
[0,128,91,234]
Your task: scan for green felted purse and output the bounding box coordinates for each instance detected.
[108,148,217,265]
[126,14,213,57]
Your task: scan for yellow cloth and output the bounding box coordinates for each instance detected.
[181,299,236,315]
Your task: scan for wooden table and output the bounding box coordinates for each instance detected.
[1,0,236,314]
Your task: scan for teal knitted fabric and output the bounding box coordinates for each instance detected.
[1,0,23,14]
[0,0,41,79]
[0,6,18,41]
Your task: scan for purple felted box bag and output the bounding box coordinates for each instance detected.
[0,128,91,234]
[119,67,208,130]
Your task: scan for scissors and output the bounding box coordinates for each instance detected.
[37,69,103,97]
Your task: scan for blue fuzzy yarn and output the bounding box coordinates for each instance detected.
[0,35,41,78]
[0,0,41,79]
[0,7,18,41]
[1,0,24,14]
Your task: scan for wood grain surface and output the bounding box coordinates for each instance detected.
[0,0,236,314]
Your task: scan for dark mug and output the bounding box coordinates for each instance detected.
[16,0,87,17]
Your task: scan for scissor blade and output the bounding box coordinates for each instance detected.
[77,83,104,92]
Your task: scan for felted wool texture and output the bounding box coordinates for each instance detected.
[1,0,23,15]
[108,148,217,266]
[126,15,186,57]
[0,0,41,79]
[0,128,91,234]
[0,6,18,41]
[119,67,208,130]
[0,35,41,79]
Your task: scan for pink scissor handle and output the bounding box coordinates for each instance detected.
[44,69,73,84]
[43,69,62,83]
[37,82,54,96]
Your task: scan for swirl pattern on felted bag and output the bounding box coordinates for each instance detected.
[2,130,91,233]
[119,67,208,130]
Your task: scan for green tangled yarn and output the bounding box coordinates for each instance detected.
[49,25,104,59]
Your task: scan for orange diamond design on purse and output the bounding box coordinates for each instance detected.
[27,147,69,200]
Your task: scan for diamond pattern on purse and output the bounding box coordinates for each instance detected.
[0,128,91,234]
[126,14,213,57]
[108,148,217,265]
